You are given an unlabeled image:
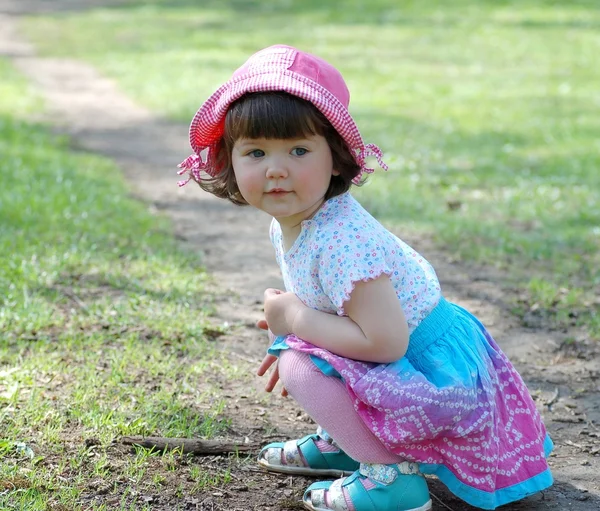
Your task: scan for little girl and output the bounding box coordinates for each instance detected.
[178,45,553,511]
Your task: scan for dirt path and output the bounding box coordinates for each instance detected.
[2,2,599,509]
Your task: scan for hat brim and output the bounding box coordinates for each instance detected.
[189,70,365,176]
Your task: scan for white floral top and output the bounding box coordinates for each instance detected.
[269,192,441,332]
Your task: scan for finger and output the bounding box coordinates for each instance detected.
[256,319,269,330]
[257,354,278,376]
[264,288,284,298]
[265,364,280,393]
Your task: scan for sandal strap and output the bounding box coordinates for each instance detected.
[316,426,342,450]
[259,433,360,474]
[282,439,310,468]
[297,434,334,469]
[262,435,335,470]
[359,462,421,485]
[316,426,334,443]
[305,478,351,511]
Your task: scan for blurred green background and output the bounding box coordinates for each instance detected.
[21,0,600,335]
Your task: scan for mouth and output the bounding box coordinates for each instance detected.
[267,189,290,195]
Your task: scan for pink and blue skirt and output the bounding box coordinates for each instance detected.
[269,297,553,510]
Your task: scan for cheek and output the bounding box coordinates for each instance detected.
[234,170,262,200]
[297,174,332,200]
[302,165,334,193]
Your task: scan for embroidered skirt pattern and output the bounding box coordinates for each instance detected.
[275,297,553,509]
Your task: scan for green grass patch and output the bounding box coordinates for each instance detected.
[0,58,234,510]
[20,0,600,337]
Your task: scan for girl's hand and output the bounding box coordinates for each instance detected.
[256,318,277,343]
[256,354,288,397]
[256,319,288,397]
[263,288,305,336]
[256,318,269,331]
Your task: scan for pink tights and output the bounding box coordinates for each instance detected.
[278,349,403,464]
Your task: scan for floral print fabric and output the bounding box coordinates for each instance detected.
[270,192,441,328]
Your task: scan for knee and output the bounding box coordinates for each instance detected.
[278,349,319,392]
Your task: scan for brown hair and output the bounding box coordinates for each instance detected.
[195,92,362,205]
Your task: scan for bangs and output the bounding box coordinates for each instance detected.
[224,92,327,143]
[206,91,361,204]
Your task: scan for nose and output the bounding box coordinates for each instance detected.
[265,155,288,179]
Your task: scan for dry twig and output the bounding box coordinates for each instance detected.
[121,436,259,454]
[430,491,457,511]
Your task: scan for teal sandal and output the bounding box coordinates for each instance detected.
[258,428,360,477]
[302,462,432,511]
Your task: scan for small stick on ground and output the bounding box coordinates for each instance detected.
[61,288,89,313]
[121,436,259,454]
[546,387,560,409]
[430,491,457,511]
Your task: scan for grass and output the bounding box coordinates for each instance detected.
[20,0,600,338]
[0,58,238,510]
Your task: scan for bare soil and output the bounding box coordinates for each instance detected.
[1,1,599,509]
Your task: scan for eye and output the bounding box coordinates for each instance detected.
[247,149,265,158]
[291,147,308,156]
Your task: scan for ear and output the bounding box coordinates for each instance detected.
[332,168,341,176]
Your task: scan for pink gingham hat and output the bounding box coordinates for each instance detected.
[178,44,387,186]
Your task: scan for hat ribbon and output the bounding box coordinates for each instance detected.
[354,143,388,183]
[177,153,206,187]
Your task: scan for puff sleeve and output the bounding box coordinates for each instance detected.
[316,225,405,315]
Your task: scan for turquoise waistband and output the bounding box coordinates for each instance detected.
[270,296,457,364]
[406,297,456,358]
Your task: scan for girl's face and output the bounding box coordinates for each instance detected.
[231,134,339,229]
